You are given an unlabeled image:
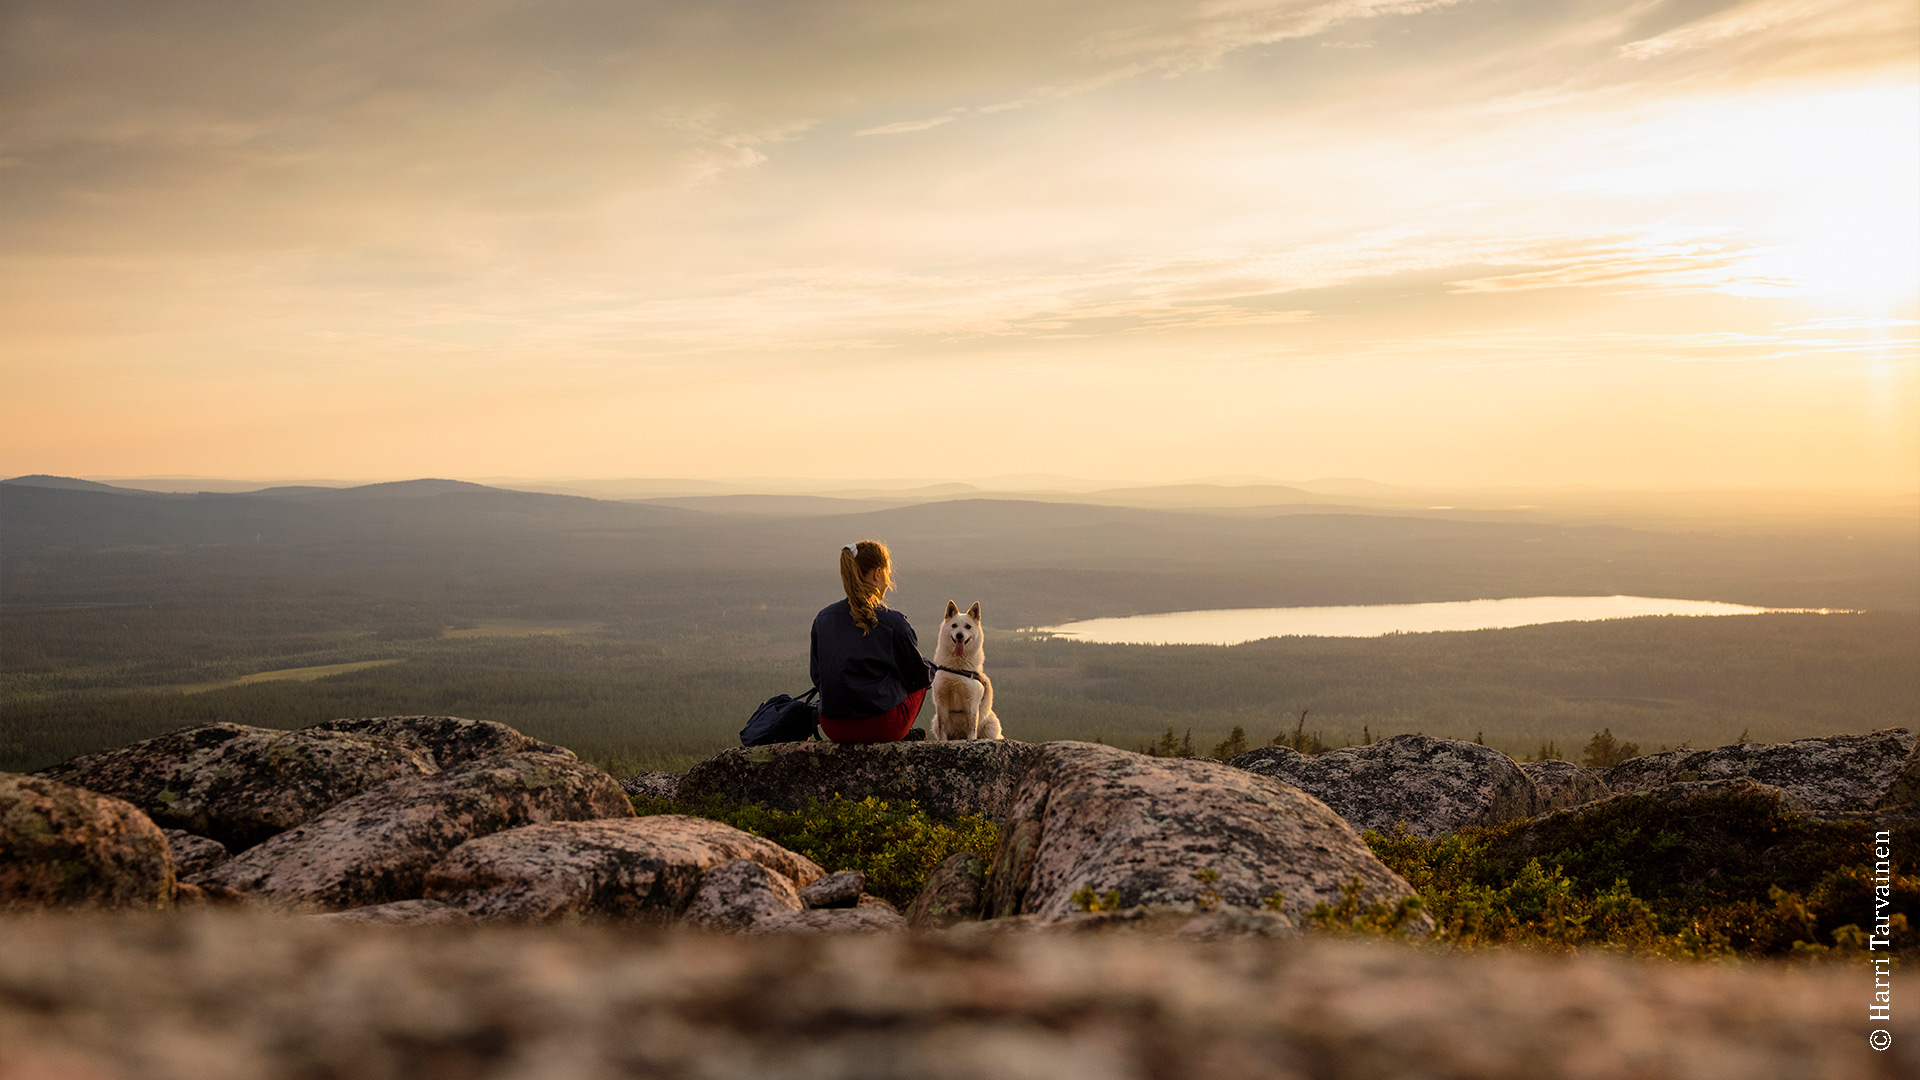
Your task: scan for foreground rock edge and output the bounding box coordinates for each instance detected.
[0,912,1905,1080]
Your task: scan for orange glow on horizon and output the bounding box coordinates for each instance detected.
[2,0,1916,489]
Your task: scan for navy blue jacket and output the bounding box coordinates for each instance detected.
[809,601,932,720]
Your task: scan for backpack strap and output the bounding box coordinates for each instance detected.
[802,685,821,739]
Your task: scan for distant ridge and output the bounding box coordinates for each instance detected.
[258,478,506,500]
[1292,477,1417,497]
[1,475,161,497]
[1079,483,1346,508]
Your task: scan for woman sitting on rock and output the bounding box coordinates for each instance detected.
[810,540,930,743]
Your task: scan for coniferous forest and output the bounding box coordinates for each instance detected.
[5,480,1914,774]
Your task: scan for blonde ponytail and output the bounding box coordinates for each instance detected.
[838,540,893,633]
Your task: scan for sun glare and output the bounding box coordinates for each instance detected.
[1570,84,1920,309]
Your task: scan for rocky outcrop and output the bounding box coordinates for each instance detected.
[798,870,865,909]
[1602,729,1918,811]
[2,772,173,910]
[304,715,563,770]
[161,828,230,879]
[38,723,437,849]
[618,772,682,800]
[1230,734,1539,839]
[683,858,805,931]
[986,741,1424,925]
[1519,759,1611,812]
[678,739,1037,821]
[198,751,632,909]
[1,913,1897,1080]
[423,815,823,922]
[1880,742,1920,809]
[907,851,987,929]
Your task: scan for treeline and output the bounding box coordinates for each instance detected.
[0,637,768,774]
[5,611,1913,775]
[990,611,1920,756]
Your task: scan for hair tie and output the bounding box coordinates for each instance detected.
[844,543,859,556]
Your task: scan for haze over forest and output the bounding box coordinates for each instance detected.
[4,473,1915,774]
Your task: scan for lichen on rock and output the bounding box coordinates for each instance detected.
[425,815,823,922]
[1519,759,1612,813]
[987,741,1425,926]
[1230,734,1540,839]
[1602,728,1917,811]
[304,715,566,770]
[2,772,174,910]
[618,771,683,800]
[161,828,230,880]
[684,858,805,931]
[38,723,438,850]
[908,851,987,929]
[197,750,632,910]
[798,869,866,909]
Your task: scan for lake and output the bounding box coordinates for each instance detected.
[1035,595,1830,645]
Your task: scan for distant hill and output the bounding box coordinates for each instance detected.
[253,479,508,500]
[639,494,921,516]
[3,477,1913,618]
[1075,483,1361,509]
[1292,477,1418,498]
[2,475,161,497]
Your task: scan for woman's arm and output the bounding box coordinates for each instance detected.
[809,622,822,689]
[892,616,931,692]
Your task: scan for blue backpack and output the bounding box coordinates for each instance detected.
[740,686,821,746]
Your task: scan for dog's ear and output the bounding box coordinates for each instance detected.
[967,602,981,621]
[945,600,959,618]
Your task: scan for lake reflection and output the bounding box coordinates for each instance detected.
[1036,595,1821,645]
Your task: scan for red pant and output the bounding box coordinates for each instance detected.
[820,688,926,744]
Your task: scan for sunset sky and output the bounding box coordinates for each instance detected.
[3,0,1916,488]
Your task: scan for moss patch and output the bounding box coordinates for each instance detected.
[632,792,998,907]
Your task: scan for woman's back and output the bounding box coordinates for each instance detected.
[810,600,925,720]
[808,541,930,742]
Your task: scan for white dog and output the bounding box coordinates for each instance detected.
[929,600,1001,741]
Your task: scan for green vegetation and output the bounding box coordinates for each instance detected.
[1071,886,1124,913]
[1,635,773,773]
[1211,725,1249,760]
[1302,879,1432,936]
[1346,785,1917,957]
[6,483,1916,771]
[1581,728,1641,767]
[1268,709,1336,754]
[4,610,1915,774]
[1141,728,1197,758]
[176,659,402,695]
[630,793,998,907]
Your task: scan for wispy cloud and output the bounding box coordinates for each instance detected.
[3,0,1914,485]
[855,115,960,136]
[1618,0,1883,60]
[848,0,1472,137]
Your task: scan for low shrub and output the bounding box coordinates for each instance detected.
[631,792,999,907]
[1357,785,1919,957]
